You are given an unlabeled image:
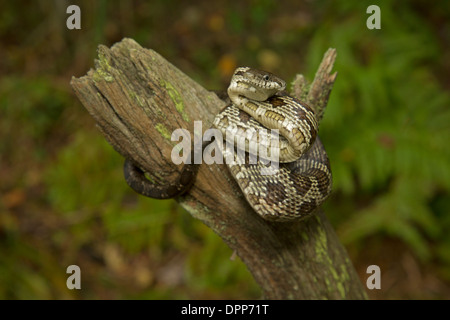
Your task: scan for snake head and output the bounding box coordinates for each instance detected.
[228,67,286,102]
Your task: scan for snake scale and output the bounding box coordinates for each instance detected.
[124,67,332,221]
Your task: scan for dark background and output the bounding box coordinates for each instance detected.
[1,0,449,299]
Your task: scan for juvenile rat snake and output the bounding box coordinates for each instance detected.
[124,67,332,221]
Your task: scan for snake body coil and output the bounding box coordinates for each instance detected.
[214,67,332,220]
[124,67,332,221]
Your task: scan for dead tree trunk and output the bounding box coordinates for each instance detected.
[71,38,367,300]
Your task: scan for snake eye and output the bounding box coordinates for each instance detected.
[263,75,270,81]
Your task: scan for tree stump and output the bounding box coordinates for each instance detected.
[71,38,367,300]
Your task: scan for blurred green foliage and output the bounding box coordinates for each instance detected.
[0,0,449,299]
[309,3,450,262]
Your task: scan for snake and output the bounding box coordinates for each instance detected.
[124,67,332,221]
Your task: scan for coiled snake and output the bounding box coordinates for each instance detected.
[124,67,332,221]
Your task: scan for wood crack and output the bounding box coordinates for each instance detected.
[71,38,367,300]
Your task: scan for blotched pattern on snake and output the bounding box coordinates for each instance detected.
[123,67,332,221]
[213,67,332,220]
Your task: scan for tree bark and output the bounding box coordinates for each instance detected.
[71,38,368,300]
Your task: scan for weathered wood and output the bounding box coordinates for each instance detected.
[71,38,367,299]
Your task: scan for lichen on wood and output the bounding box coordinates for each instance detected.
[71,38,367,300]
